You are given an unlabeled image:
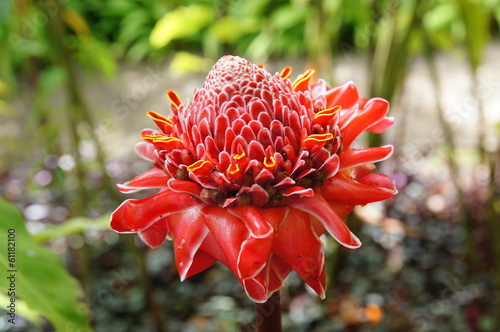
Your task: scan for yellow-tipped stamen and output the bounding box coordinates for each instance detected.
[166,90,182,109]
[147,111,173,131]
[314,105,342,120]
[147,111,172,125]
[304,133,334,144]
[263,156,276,168]
[227,163,240,175]
[233,152,246,160]
[292,69,315,91]
[141,134,181,143]
[280,66,292,80]
[140,134,159,141]
[141,135,183,151]
[152,136,181,143]
[187,160,212,173]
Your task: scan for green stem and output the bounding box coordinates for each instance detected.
[368,0,420,147]
[487,150,500,328]
[37,0,120,204]
[126,236,166,332]
[470,69,488,164]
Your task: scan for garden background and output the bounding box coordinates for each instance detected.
[1,0,500,331]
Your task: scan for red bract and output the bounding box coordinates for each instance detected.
[111,56,397,303]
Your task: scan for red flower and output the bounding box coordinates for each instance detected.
[111,56,396,303]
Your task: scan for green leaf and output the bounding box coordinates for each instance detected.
[455,0,490,69]
[32,213,111,244]
[105,0,139,16]
[0,78,10,97]
[169,51,209,76]
[149,5,213,49]
[270,4,308,31]
[126,37,153,62]
[118,9,151,45]
[424,1,457,32]
[0,198,91,331]
[245,29,275,61]
[37,66,67,100]
[209,16,259,44]
[75,35,117,78]
[0,292,43,325]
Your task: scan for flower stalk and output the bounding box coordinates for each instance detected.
[255,291,281,332]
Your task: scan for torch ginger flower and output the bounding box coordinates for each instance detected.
[111,56,396,303]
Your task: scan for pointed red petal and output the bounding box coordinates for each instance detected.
[272,208,327,298]
[324,81,359,109]
[110,191,200,233]
[322,172,397,205]
[245,253,293,302]
[358,172,398,193]
[228,206,276,280]
[317,154,340,178]
[280,186,314,197]
[167,178,203,198]
[242,278,268,303]
[168,207,215,280]
[254,168,275,187]
[339,145,393,170]
[116,168,168,193]
[202,207,249,276]
[182,250,217,280]
[134,142,156,161]
[139,219,168,248]
[238,184,269,207]
[290,192,361,249]
[266,254,292,295]
[328,202,356,220]
[341,98,389,149]
[367,116,394,133]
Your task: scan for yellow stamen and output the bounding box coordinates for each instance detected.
[304,133,334,143]
[166,90,182,109]
[292,69,315,91]
[140,134,158,141]
[141,134,181,143]
[233,152,246,160]
[147,111,173,126]
[141,136,183,152]
[153,136,181,143]
[263,156,276,168]
[280,66,292,80]
[187,160,211,173]
[227,163,240,175]
[314,105,342,120]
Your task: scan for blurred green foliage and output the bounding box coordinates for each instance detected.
[2,0,498,77]
[1,0,498,161]
[0,198,91,331]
